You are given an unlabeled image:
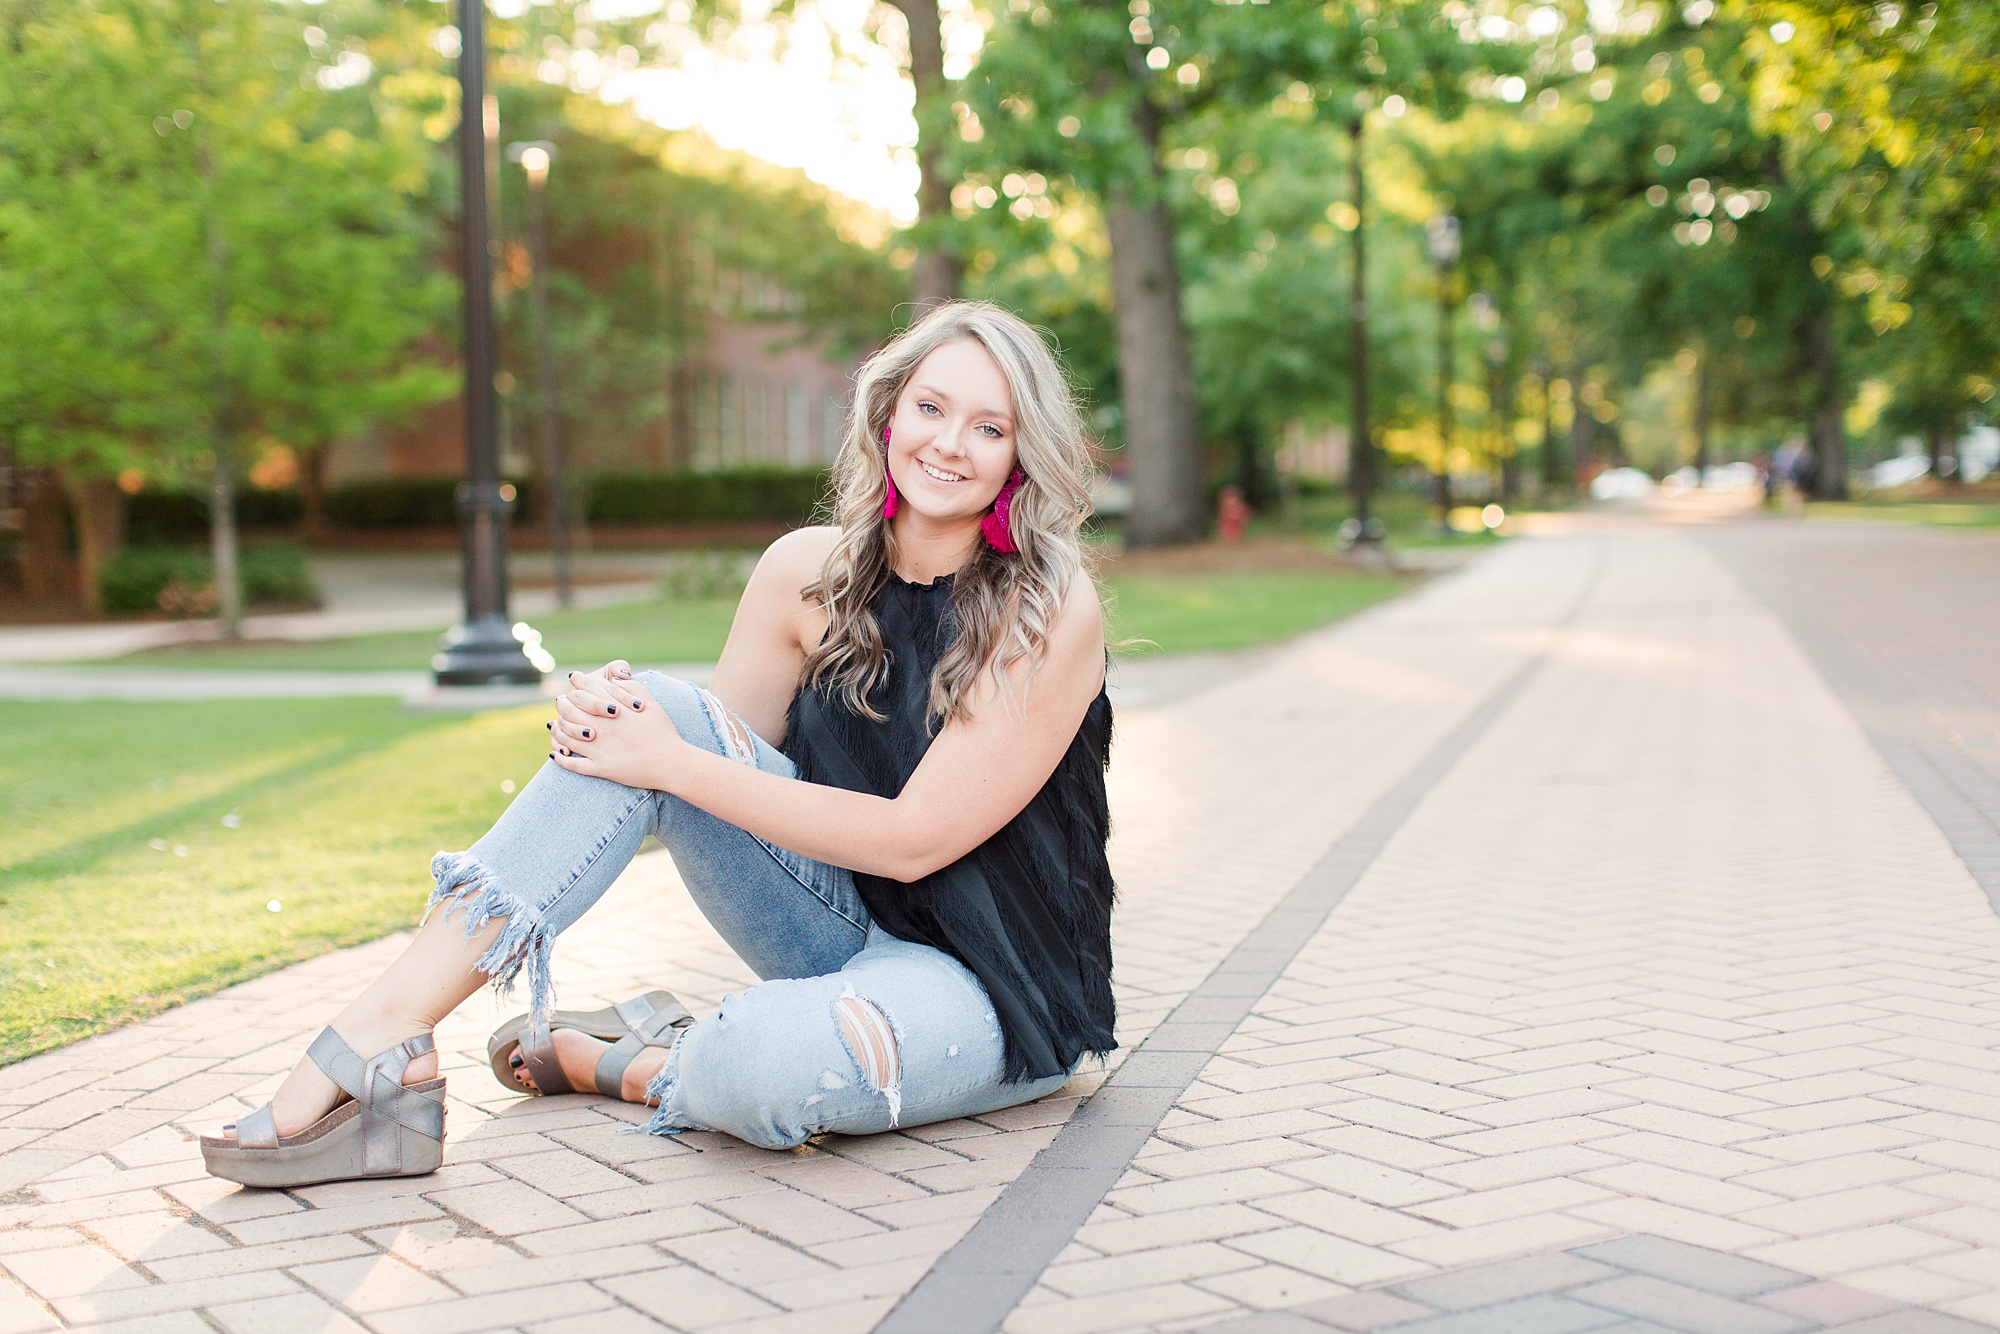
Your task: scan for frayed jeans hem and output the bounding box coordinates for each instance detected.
[428,849,558,1027]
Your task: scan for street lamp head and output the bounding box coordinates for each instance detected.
[506,139,556,186]
[1426,213,1461,266]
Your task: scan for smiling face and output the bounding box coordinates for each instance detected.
[886,337,1019,526]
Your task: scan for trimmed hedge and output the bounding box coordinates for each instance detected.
[324,476,483,529]
[128,488,302,544]
[582,468,831,526]
[98,544,321,615]
[123,468,831,537]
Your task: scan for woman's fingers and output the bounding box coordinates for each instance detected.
[599,659,634,681]
[549,696,591,748]
[547,716,592,748]
[561,678,621,718]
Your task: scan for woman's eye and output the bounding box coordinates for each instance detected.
[919,401,941,415]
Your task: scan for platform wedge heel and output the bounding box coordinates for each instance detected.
[201,1030,445,1189]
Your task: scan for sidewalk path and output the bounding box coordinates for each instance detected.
[0,654,1257,704]
[0,551,698,664]
[4,510,2000,1334]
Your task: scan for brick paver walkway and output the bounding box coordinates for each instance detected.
[4,506,1999,1334]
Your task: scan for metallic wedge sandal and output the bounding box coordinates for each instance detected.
[201,1030,445,1189]
[488,990,693,1098]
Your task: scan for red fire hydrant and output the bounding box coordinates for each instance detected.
[1217,485,1252,544]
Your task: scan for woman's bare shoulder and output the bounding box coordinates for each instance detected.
[1027,570,1106,691]
[750,526,843,592]
[1056,569,1107,641]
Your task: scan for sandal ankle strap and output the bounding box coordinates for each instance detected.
[304,1028,444,1173]
[593,994,693,1098]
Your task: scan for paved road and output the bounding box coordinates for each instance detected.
[3,505,1999,1334]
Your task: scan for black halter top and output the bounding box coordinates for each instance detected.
[784,571,1117,1082]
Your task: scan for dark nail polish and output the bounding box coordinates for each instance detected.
[545,721,553,730]
[581,729,593,740]
[631,700,643,711]
[606,705,617,715]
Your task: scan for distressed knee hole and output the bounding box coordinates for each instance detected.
[833,993,901,1124]
[699,688,756,765]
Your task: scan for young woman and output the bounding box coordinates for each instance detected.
[203,301,1116,1186]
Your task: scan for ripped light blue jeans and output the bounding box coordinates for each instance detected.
[427,671,1072,1149]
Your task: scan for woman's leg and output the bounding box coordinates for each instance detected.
[648,930,1072,1150]
[248,672,868,1136]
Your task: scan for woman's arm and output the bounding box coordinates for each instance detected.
[568,529,834,747]
[703,527,838,746]
[552,577,1106,881]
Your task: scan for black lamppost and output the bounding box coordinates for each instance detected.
[434,0,546,687]
[1427,212,1460,536]
[507,139,572,611]
[1338,115,1384,550]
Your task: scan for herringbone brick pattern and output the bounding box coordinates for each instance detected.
[1018,527,2000,1334]
[3,511,1998,1334]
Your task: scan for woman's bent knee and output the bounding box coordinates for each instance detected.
[649,978,903,1149]
[634,672,756,767]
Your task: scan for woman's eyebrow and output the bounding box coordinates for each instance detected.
[911,382,1014,424]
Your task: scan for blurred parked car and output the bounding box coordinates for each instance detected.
[1869,455,1932,489]
[1590,467,1655,500]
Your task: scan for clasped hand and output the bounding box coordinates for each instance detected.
[548,660,684,790]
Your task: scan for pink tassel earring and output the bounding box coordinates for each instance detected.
[881,427,899,519]
[982,467,1026,554]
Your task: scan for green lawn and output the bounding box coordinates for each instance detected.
[116,593,743,671]
[109,569,1413,670]
[4,699,550,1064]
[1807,498,2000,529]
[1107,571,1409,654]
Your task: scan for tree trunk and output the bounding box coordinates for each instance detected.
[1570,374,1593,486]
[300,444,328,540]
[1108,192,1205,546]
[1108,85,1204,547]
[1929,421,1959,486]
[196,101,244,637]
[1433,275,1453,523]
[889,0,958,309]
[63,473,124,612]
[18,467,71,601]
[1693,345,1711,483]
[1234,421,1274,510]
[1536,354,1562,491]
[1804,306,1846,499]
[210,443,242,634]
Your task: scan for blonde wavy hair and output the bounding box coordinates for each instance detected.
[803,300,1097,724]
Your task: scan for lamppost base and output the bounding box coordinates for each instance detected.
[1337,517,1387,550]
[432,614,548,687]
